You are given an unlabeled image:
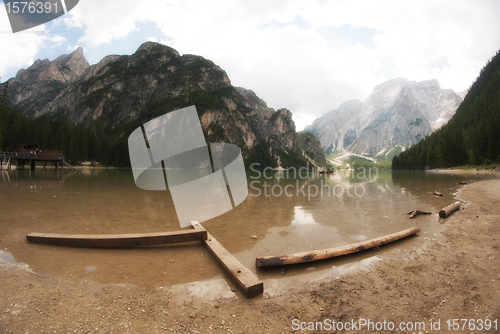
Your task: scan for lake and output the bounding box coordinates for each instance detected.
[0,167,495,296]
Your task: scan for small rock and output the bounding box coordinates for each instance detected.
[306,267,316,271]
[250,235,258,239]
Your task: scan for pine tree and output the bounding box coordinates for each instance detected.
[0,79,8,150]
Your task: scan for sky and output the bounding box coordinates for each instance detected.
[1,0,499,130]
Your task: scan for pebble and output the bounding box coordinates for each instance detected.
[250,235,258,239]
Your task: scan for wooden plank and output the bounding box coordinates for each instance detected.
[255,226,421,268]
[26,229,207,248]
[191,221,263,298]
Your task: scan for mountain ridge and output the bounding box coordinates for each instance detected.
[305,77,464,159]
[6,42,326,167]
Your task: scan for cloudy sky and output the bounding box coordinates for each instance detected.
[1,0,499,130]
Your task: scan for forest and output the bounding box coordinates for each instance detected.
[0,81,287,168]
[0,82,130,167]
[392,50,500,170]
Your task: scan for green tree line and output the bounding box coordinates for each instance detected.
[392,50,500,170]
[0,80,8,149]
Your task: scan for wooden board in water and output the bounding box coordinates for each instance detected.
[191,221,263,298]
[26,230,207,248]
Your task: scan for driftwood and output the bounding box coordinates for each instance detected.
[433,191,443,196]
[439,201,461,218]
[255,227,420,268]
[406,210,432,219]
[460,181,467,185]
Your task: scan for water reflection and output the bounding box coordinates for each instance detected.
[290,206,316,225]
[0,250,32,272]
[1,168,78,189]
[0,168,496,290]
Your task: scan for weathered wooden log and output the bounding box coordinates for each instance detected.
[439,201,461,218]
[191,221,263,298]
[26,230,207,248]
[433,191,443,196]
[255,226,420,268]
[406,210,432,219]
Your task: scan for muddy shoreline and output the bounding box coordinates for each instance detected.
[1,178,499,333]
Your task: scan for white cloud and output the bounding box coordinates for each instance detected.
[61,0,166,47]
[48,35,66,48]
[301,0,500,92]
[0,8,53,81]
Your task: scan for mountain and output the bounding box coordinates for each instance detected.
[8,47,90,117]
[393,50,500,169]
[305,78,463,159]
[6,42,325,167]
[303,99,362,156]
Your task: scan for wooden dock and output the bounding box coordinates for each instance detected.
[1,151,69,170]
[1,143,76,171]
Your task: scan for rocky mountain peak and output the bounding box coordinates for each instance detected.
[8,47,90,116]
[58,47,89,81]
[136,41,179,56]
[307,77,463,158]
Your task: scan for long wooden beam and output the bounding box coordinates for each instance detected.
[26,230,207,248]
[255,226,420,268]
[191,221,263,298]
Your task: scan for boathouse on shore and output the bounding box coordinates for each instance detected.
[1,143,75,170]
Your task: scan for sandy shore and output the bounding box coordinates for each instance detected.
[432,167,500,175]
[1,178,499,333]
